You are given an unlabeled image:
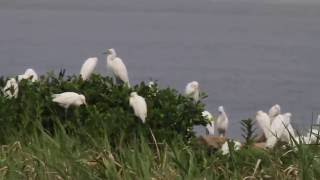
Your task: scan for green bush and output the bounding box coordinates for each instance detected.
[0,73,206,145]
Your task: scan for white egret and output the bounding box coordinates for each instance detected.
[129,92,147,123]
[255,110,272,139]
[104,48,130,86]
[216,106,229,137]
[202,110,215,135]
[265,114,290,149]
[221,140,242,155]
[185,81,200,102]
[80,57,98,80]
[279,113,296,143]
[268,104,281,123]
[148,81,155,88]
[18,68,38,82]
[3,78,18,99]
[52,92,87,109]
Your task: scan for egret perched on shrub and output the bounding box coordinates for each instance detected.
[266,114,290,149]
[280,113,296,143]
[3,78,19,99]
[202,111,215,135]
[129,92,147,123]
[104,48,130,86]
[216,106,229,137]
[52,92,87,109]
[256,110,272,139]
[268,104,281,123]
[80,57,98,80]
[185,81,199,102]
[18,68,38,82]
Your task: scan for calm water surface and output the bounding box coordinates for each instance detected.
[1,0,320,137]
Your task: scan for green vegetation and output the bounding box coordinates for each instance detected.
[0,73,319,179]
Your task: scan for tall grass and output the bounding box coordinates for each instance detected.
[0,73,319,179]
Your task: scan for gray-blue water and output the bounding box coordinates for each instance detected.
[1,0,320,138]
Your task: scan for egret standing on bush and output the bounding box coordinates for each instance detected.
[129,92,147,123]
[185,81,200,102]
[18,68,38,82]
[3,78,19,99]
[280,113,296,143]
[104,48,130,87]
[202,111,215,135]
[52,92,87,109]
[256,110,272,140]
[80,57,98,80]
[216,106,229,137]
[265,114,290,149]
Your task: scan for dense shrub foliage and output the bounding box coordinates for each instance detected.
[0,73,206,145]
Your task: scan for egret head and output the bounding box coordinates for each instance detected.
[130,92,138,97]
[88,57,98,62]
[103,48,116,55]
[283,113,292,120]
[256,110,264,115]
[190,81,199,90]
[80,95,87,106]
[218,106,224,113]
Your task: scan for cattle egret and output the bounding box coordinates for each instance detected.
[185,81,200,102]
[221,140,241,155]
[3,78,18,99]
[202,110,215,135]
[148,81,155,88]
[268,104,281,123]
[129,92,147,123]
[80,57,98,80]
[104,48,130,86]
[256,110,272,139]
[52,92,87,109]
[18,68,38,82]
[216,106,229,137]
[279,113,296,143]
[266,114,290,149]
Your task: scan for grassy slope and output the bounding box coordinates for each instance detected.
[0,73,319,179]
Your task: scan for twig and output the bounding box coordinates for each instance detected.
[149,127,161,162]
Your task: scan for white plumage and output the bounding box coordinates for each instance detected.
[266,114,290,149]
[268,104,281,123]
[255,110,272,139]
[105,48,130,86]
[279,113,295,143]
[18,68,38,82]
[185,81,200,102]
[317,114,320,125]
[216,106,229,137]
[148,81,155,88]
[52,92,87,109]
[202,110,215,135]
[3,78,19,99]
[221,140,242,155]
[129,92,147,123]
[80,57,98,80]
